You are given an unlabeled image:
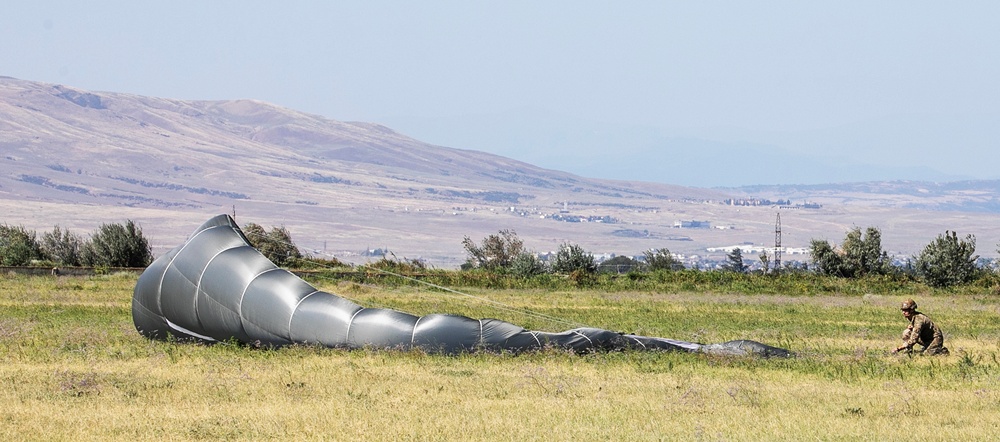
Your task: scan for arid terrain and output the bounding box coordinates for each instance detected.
[3,76,998,267]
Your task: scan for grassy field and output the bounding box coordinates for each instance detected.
[2,272,1000,441]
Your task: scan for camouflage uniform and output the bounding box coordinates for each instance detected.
[900,312,948,355]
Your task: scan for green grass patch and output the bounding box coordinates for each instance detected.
[2,273,1000,441]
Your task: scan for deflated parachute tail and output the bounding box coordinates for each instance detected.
[133,215,791,358]
[700,340,793,358]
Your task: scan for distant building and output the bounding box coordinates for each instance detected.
[674,220,711,228]
[724,198,821,209]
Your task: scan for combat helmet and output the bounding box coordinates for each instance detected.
[901,298,917,311]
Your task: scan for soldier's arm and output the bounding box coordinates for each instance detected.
[901,316,925,349]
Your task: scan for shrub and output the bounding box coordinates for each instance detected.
[0,224,44,266]
[914,231,979,287]
[509,252,547,278]
[243,222,302,266]
[809,227,893,277]
[286,256,349,270]
[461,229,525,271]
[80,220,153,267]
[40,226,84,266]
[643,248,684,271]
[368,255,427,273]
[599,255,641,274]
[550,243,596,274]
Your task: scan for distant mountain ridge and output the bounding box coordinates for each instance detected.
[0,76,720,208]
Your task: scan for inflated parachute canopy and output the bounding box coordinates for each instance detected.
[132,215,790,357]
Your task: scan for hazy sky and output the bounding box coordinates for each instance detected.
[4,2,999,187]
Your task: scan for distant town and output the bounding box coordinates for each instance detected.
[724,198,822,209]
[354,197,826,271]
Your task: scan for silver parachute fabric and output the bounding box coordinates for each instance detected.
[132,215,790,357]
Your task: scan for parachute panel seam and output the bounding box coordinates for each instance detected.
[194,244,236,335]
[239,267,283,337]
[627,335,647,350]
[345,308,364,346]
[166,319,217,342]
[572,330,594,346]
[411,316,423,347]
[529,331,541,348]
[478,319,484,349]
[288,290,322,337]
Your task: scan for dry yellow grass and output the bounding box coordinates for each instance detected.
[2,273,999,441]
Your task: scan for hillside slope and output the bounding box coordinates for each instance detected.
[1,76,722,207]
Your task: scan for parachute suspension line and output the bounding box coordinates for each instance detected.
[352,263,586,330]
[244,226,585,330]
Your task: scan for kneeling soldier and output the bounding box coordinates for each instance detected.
[893,298,948,355]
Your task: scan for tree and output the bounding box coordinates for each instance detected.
[722,248,747,273]
[40,226,84,266]
[841,227,893,276]
[809,226,892,277]
[550,242,597,274]
[599,255,640,274]
[808,239,840,276]
[643,248,684,271]
[508,252,547,278]
[914,231,978,287]
[80,220,153,267]
[0,224,43,266]
[243,222,302,266]
[462,229,525,271]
